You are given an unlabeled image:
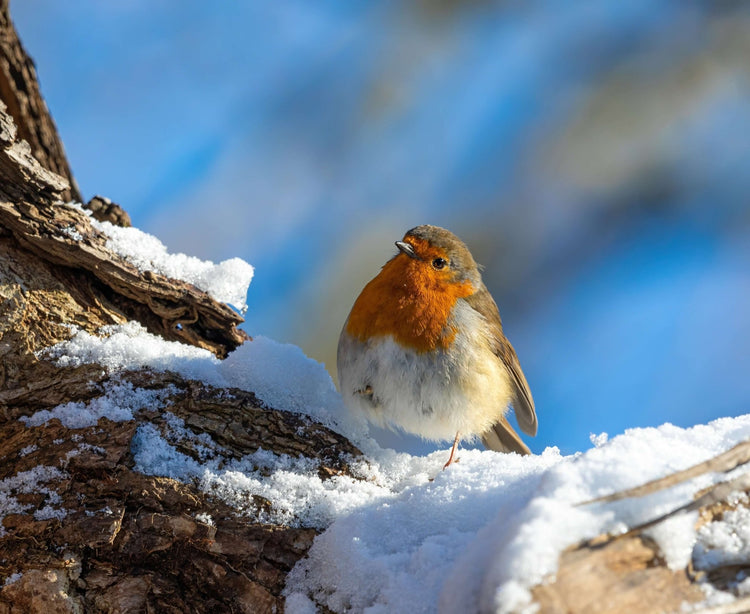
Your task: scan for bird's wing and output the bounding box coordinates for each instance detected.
[464,284,538,437]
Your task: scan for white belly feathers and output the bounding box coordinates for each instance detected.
[337,299,513,441]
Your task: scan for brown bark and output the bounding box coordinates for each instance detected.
[532,535,705,613]
[0,101,247,364]
[0,7,362,609]
[0,0,80,202]
[84,195,131,227]
[530,450,750,614]
[0,373,358,614]
[0,88,362,608]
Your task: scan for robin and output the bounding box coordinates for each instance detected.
[337,225,537,468]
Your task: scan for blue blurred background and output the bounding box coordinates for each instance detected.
[13,0,750,455]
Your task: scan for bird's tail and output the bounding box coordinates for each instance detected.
[481,416,531,455]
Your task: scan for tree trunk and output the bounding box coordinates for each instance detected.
[0,88,360,609]
[0,7,359,613]
[0,0,80,202]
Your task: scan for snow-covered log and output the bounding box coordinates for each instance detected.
[0,93,360,609]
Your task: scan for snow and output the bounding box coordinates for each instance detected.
[194,512,215,526]
[42,322,368,445]
[66,202,254,311]
[694,493,750,572]
[287,448,563,614]
[33,505,68,522]
[131,421,392,528]
[20,381,171,429]
[0,466,67,537]
[60,224,83,241]
[11,223,750,613]
[27,317,750,612]
[3,573,22,587]
[43,321,222,385]
[18,444,38,457]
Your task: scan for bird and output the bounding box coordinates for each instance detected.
[337,224,537,468]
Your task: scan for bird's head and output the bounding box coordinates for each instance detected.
[392,224,482,291]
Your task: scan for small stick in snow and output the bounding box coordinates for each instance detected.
[689,594,750,614]
[580,471,750,547]
[578,439,750,506]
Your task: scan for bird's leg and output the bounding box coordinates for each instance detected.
[443,432,461,470]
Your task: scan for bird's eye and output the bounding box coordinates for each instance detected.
[432,257,447,270]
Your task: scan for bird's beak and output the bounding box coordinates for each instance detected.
[395,241,418,259]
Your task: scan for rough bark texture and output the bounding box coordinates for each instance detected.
[532,535,705,613]
[0,84,362,608]
[0,0,80,202]
[0,9,363,610]
[530,466,750,613]
[0,103,248,363]
[0,374,359,614]
[0,416,317,614]
[84,196,131,228]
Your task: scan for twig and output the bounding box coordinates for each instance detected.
[579,440,750,506]
[689,595,750,614]
[581,472,750,548]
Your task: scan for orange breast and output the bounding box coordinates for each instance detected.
[345,254,474,353]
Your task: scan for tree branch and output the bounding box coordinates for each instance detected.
[0,0,80,201]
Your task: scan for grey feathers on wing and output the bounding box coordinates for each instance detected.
[464,284,538,438]
[501,341,537,436]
